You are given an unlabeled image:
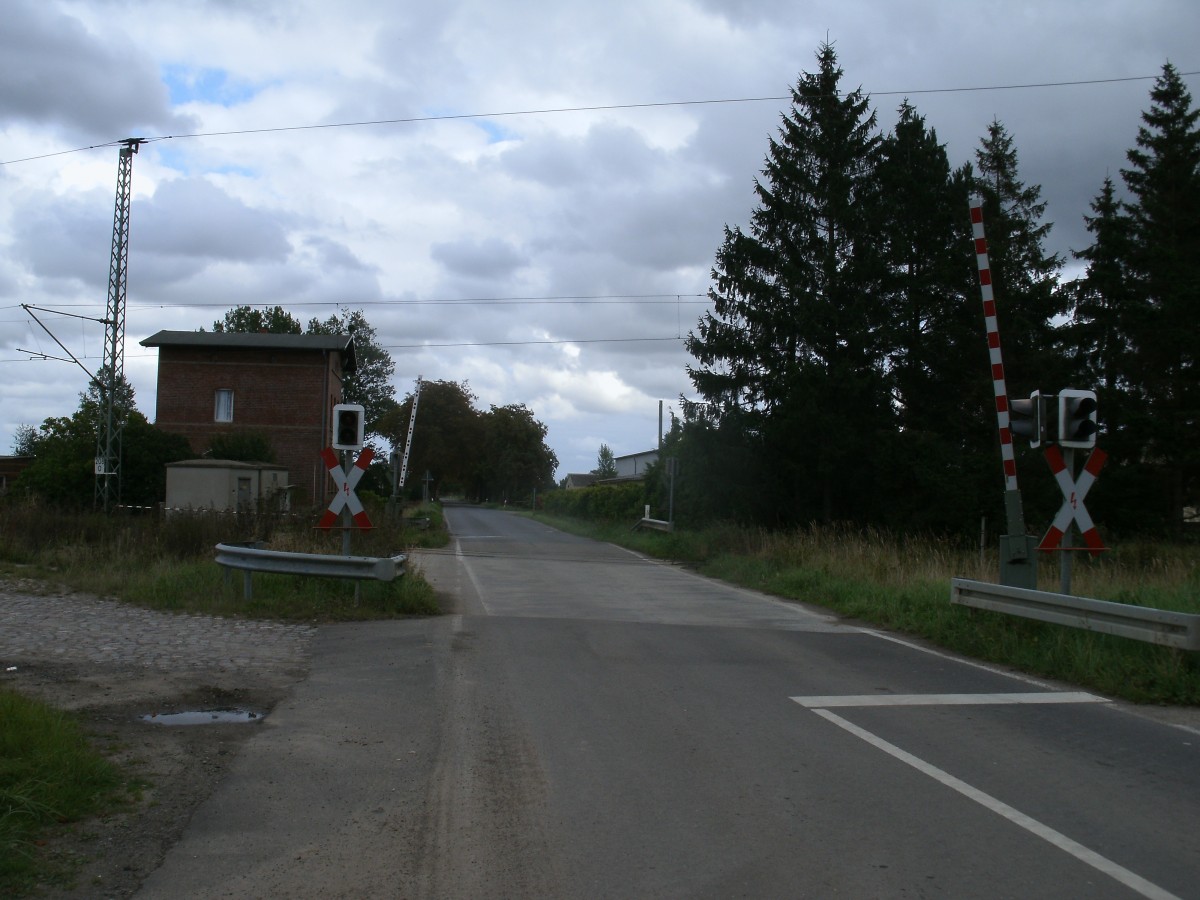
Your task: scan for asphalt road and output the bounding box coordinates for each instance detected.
[137,505,1200,899]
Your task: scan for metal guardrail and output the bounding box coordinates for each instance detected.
[633,517,673,533]
[215,542,407,600]
[950,577,1200,651]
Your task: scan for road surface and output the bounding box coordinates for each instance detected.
[137,505,1200,899]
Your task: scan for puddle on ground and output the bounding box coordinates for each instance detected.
[141,708,263,726]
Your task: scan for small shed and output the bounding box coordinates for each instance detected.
[0,456,34,493]
[165,459,290,514]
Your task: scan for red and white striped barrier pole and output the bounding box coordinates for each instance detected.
[969,196,1019,497]
[970,195,1036,587]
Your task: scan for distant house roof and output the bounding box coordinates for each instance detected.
[563,473,599,489]
[140,330,356,372]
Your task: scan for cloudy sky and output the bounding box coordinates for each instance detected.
[2,0,1197,481]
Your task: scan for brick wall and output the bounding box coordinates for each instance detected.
[154,346,344,504]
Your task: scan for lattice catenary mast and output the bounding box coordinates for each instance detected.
[94,138,144,511]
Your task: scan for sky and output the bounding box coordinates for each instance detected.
[2,0,1197,481]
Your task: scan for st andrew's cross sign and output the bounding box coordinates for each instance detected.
[1037,445,1107,556]
[318,446,374,530]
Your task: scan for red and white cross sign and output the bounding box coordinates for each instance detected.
[317,446,374,530]
[1037,445,1107,556]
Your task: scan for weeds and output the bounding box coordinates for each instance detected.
[0,498,448,621]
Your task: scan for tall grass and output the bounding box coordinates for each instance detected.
[0,498,447,620]
[534,514,1200,705]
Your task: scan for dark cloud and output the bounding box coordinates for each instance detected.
[0,0,195,140]
[431,237,528,280]
[12,187,112,288]
[136,177,291,264]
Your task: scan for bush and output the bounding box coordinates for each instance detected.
[543,483,645,521]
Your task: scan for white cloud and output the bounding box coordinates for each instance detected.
[3,0,1199,481]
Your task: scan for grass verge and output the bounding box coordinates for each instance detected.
[532,514,1200,705]
[0,688,134,897]
[0,499,448,621]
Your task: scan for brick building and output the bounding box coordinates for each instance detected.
[140,331,356,505]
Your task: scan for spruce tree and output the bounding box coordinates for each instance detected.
[1067,178,1138,443]
[875,102,992,528]
[1065,178,1156,528]
[1120,62,1200,529]
[686,43,889,523]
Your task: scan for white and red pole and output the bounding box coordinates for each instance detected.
[970,196,1034,584]
[969,196,1019,496]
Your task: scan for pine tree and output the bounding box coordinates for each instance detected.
[1067,178,1138,440]
[1120,62,1200,528]
[874,102,993,528]
[686,43,889,523]
[1063,178,1159,529]
[592,444,618,479]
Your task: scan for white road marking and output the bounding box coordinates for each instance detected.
[861,628,1066,690]
[802,704,1180,900]
[791,692,1106,708]
[455,539,492,614]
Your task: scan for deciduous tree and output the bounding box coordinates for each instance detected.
[307,310,397,435]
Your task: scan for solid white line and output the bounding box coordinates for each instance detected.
[861,628,1064,690]
[454,539,492,614]
[791,692,1106,708]
[811,708,1180,900]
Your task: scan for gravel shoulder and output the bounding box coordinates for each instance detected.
[0,577,315,899]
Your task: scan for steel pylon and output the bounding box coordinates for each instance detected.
[94,138,143,511]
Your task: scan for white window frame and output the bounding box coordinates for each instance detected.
[214,389,234,423]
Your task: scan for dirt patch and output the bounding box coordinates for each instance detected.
[4,661,305,899]
[0,568,313,900]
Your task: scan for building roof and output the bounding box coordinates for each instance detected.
[615,449,658,461]
[140,330,356,372]
[166,458,288,470]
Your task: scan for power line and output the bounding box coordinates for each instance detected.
[383,336,684,349]
[2,294,709,315]
[0,334,686,364]
[3,69,1194,167]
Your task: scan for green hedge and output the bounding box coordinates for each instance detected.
[543,483,645,521]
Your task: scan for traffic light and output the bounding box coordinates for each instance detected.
[1058,389,1098,449]
[1010,391,1050,447]
[332,403,365,451]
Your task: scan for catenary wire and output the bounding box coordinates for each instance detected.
[3,70,1195,166]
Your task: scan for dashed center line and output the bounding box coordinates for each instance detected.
[793,692,1177,900]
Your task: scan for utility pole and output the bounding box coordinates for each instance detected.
[94,138,144,512]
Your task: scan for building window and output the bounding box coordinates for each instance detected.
[214,389,234,423]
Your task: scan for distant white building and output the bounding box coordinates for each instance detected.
[614,450,658,478]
